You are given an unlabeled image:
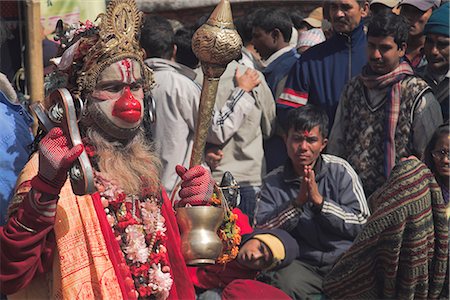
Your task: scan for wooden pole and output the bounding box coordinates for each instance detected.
[25,0,44,134]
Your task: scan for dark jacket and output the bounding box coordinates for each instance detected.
[278,22,367,130]
[255,154,370,268]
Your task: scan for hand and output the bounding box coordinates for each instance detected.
[304,166,323,207]
[400,155,418,162]
[235,68,261,92]
[31,127,84,195]
[237,238,273,270]
[205,147,223,170]
[175,165,215,206]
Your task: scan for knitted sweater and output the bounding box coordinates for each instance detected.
[323,159,449,300]
[328,75,443,197]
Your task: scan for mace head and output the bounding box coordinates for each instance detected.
[192,0,242,77]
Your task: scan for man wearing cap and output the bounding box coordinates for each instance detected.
[370,0,400,15]
[399,0,441,69]
[417,2,449,122]
[278,0,369,135]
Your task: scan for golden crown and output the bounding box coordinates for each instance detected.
[75,0,152,94]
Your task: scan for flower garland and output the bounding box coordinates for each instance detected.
[210,192,242,264]
[95,173,173,299]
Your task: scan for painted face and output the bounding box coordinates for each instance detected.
[252,26,276,60]
[432,134,450,179]
[367,36,405,75]
[329,0,368,34]
[400,5,433,37]
[90,59,144,129]
[286,125,328,175]
[424,33,450,75]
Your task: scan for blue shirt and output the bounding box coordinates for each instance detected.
[0,91,33,225]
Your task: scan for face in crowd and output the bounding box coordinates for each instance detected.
[88,58,145,136]
[237,238,273,270]
[431,134,450,180]
[367,36,406,75]
[400,5,433,38]
[286,126,328,175]
[329,0,369,34]
[424,33,450,75]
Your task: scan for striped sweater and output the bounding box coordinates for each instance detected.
[324,159,449,299]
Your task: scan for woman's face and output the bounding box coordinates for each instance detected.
[432,134,450,179]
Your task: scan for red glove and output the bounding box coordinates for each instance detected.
[175,165,215,206]
[31,127,84,195]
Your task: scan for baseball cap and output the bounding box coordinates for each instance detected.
[303,7,323,28]
[370,0,400,8]
[398,0,441,11]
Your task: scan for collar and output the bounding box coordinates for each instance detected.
[334,21,366,46]
[144,57,197,81]
[283,155,323,183]
[261,46,295,68]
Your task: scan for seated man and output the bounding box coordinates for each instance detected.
[255,105,369,299]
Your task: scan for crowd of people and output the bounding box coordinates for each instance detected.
[0,0,448,299]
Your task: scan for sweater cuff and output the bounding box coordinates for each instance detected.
[253,234,285,270]
[15,189,58,233]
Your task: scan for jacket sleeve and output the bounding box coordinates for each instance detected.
[255,177,302,232]
[327,84,351,158]
[315,160,370,240]
[253,77,276,139]
[276,59,309,129]
[411,91,443,157]
[207,88,256,145]
[0,183,57,295]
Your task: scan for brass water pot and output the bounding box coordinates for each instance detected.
[176,206,224,266]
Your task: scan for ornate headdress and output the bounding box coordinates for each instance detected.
[52,0,153,96]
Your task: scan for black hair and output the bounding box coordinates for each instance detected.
[288,10,306,30]
[252,8,293,42]
[174,27,199,69]
[234,14,256,45]
[367,12,409,48]
[286,105,329,138]
[140,15,174,60]
[423,123,449,182]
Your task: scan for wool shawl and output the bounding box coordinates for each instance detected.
[323,159,448,299]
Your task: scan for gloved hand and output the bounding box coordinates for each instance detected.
[31,127,84,195]
[175,165,215,206]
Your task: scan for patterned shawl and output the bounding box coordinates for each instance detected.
[323,159,449,299]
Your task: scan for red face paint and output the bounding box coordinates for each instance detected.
[121,59,132,83]
[112,86,142,123]
[303,130,311,137]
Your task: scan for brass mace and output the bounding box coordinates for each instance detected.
[189,0,242,167]
[176,0,242,266]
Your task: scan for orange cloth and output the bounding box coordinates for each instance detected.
[11,154,123,299]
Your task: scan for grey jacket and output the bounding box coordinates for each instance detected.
[255,154,370,268]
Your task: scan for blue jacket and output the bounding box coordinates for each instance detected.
[255,154,370,268]
[0,91,33,225]
[278,22,367,129]
[263,48,299,173]
[263,48,300,98]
